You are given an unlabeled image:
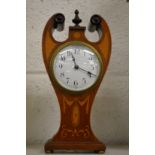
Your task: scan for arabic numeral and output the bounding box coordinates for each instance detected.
[59,64,63,69]
[82,78,86,84]
[74,80,78,87]
[60,55,65,61]
[91,65,94,70]
[88,56,93,60]
[60,72,64,77]
[66,77,70,84]
[74,49,80,54]
[67,51,71,56]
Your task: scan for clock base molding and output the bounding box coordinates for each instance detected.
[44,139,106,153]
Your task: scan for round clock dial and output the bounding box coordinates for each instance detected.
[51,42,102,92]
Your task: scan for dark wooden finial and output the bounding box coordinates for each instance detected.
[89,15,101,32]
[53,13,65,31]
[72,10,82,26]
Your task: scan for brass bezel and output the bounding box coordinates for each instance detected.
[49,41,104,94]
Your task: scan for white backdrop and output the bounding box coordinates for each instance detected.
[26,0,128,145]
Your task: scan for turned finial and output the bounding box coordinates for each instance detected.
[72,10,82,26]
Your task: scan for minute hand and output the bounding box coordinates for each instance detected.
[78,66,96,77]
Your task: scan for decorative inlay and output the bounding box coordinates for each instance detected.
[71,103,80,127]
[62,95,90,114]
[61,125,90,138]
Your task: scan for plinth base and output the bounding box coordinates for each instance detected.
[44,138,106,153]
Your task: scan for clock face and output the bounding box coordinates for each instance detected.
[51,42,102,92]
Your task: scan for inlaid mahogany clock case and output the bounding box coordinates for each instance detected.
[42,10,111,153]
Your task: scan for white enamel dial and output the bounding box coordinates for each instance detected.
[52,43,101,91]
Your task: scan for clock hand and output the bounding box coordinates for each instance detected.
[78,66,96,77]
[71,52,96,77]
[71,52,79,69]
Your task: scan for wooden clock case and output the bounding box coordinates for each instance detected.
[42,10,111,153]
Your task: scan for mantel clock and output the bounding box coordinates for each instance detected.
[42,10,111,153]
